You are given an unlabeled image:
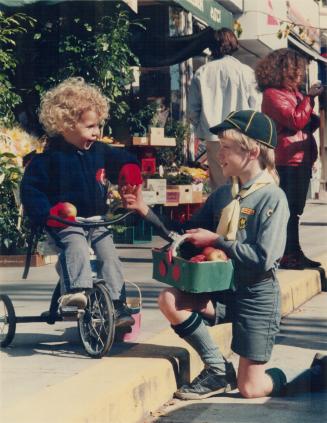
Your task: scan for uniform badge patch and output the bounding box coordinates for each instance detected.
[239,217,247,229]
[241,207,255,215]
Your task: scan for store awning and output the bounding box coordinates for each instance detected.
[174,0,233,30]
[0,0,64,5]
[289,35,327,64]
[0,0,137,10]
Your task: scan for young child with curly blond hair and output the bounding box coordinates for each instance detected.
[21,77,142,325]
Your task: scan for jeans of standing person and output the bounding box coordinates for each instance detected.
[47,226,126,301]
[277,165,312,255]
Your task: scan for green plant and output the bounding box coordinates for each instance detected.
[128,103,156,136]
[166,172,193,185]
[0,152,30,253]
[156,119,190,167]
[0,11,35,127]
[32,5,141,127]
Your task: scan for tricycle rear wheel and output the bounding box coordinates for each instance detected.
[0,294,16,348]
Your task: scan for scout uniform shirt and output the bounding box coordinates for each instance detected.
[187,171,290,284]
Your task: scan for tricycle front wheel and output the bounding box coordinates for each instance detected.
[0,294,16,348]
[78,282,115,358]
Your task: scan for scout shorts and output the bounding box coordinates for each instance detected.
[212,275,281,362]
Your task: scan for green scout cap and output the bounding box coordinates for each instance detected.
[210,110,277,149]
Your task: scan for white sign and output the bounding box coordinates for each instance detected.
[123,0,138,14]
[210,7,221,23]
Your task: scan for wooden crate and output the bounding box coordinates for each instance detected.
[166,186,180,206]
[132,136,149,146]
[178,185,193,204]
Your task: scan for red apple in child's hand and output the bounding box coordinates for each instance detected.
[189,254,206,263]
[57,202,77,217]
[206,249,228,262]
[47,202,77,228]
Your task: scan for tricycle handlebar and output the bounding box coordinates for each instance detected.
[47,210,135,228]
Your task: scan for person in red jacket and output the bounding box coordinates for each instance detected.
[255,48,323,269]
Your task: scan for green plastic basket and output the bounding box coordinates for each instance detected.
[152,247,234,293]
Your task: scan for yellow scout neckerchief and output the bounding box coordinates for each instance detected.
[216,169,275,241]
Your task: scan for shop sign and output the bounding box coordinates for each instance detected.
[175,0,233,30]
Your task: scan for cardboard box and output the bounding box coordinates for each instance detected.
[192,190,203,204]
[149,136,176,146]
[132,136,148,146]
[146,178,167,204]
[178,184,193,204]
[142,190,158,205]
[149,127,164,137]
[166,186,180,206]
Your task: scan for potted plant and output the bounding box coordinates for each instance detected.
[0,128,39,256]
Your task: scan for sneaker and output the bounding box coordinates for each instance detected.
[113,300,135,328]
[174,362,237,400]
[297,251,321,268]
[58,291,87,309]
[279,254,305,270]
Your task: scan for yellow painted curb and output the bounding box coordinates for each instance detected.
[1,324,232,423]
[2,253,326,423]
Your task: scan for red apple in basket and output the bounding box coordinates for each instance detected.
[206,249,228,262]
[189,254,206,263]
[202,246,216,258]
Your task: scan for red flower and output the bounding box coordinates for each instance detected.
[96,168,107,185]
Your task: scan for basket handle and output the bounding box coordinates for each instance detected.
[170,233,192,258]
[125,280,142,306]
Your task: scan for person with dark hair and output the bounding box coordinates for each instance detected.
[187,27,261,189]
[255,48,323,269]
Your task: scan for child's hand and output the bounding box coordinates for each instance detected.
[120,184,149,216]
[185,228,219,248]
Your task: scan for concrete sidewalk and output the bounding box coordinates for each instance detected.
[0,201,327,423]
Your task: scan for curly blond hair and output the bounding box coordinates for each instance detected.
[220,128,279,185]
[39,77,109,136]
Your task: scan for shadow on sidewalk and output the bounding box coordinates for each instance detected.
[111,341,192,387]
[146,392,327,423]
[0,326,89,359]
[277,316,327,350]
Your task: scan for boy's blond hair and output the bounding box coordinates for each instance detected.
[220,128,279,184]
[39,77,109,136]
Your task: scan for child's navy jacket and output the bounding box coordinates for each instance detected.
[20,138,139,226]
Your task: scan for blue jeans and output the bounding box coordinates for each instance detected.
[47,226,125,300]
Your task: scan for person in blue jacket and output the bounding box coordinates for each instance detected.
[21,77,142,325]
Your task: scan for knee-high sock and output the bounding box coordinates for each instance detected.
[171,312,226,373]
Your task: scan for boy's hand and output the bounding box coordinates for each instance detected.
[47,202,77,228]
[120,184,149,216]
[185,228,219,248]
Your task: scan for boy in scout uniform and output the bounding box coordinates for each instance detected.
[121,110,326,399]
